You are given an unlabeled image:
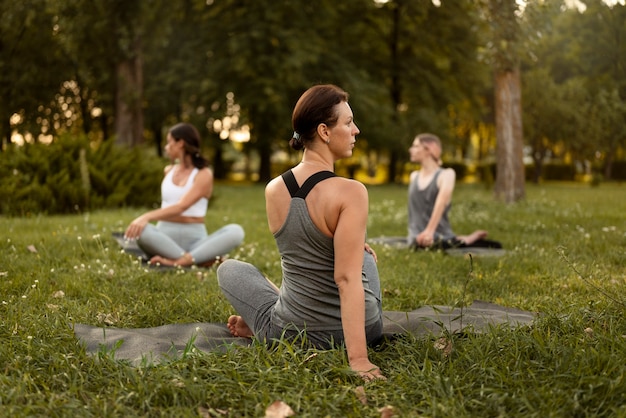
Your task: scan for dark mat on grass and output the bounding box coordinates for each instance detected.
[112,231,149,261]
[74,300,536,365]
[368,236,507,257]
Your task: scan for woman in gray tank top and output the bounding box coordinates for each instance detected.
[217,84,384,381]
[407,133,502,250]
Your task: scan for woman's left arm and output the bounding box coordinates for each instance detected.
[333,181,384,381]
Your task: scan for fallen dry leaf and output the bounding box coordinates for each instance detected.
[27,245,38,253]
[433,337,453,357]
[198,406,228,417]
[355,385,368,405]
[264,400,295,418]
[302,352,318,363]
[96,312,118,326]
[378,405,397,418]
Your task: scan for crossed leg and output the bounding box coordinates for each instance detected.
[457,230,488,245]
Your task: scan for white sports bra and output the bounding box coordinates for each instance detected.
[160,166,208,217]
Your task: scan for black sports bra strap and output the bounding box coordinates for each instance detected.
[295,171,336,199]
[281,170,300,197]
[281,170,337,199]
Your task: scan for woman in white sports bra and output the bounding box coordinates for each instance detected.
[124,123,244,267]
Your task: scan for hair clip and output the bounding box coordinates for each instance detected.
[292,131,300,141]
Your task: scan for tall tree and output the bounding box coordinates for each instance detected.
[52,0,169,146]
[488,0,525,202]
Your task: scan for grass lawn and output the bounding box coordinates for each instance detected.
[1,181,625,417]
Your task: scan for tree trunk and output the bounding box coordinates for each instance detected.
[604,148,614,180]
[494,69,525,202]
[257,141,272,184]
[114,38,144,147]
[387,1,400,184]
[2,117,10,151]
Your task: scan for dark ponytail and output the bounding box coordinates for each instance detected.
[169,123,209,169]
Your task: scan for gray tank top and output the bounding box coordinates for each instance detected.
[407,169,455,244]
[271,170,380,332]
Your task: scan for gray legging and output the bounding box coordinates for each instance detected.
[217,250,383,349]
[137,221,244,264]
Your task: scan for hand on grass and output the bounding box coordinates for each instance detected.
[351,358,386,382]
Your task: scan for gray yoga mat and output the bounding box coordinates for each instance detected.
[368,236,507,257]
[74,300,536,365]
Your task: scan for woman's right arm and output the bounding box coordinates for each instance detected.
[416,168,455,246]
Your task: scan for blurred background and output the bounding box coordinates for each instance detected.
[1,0,625,214]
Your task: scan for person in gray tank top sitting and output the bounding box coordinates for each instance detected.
[123,123,244,267]
[217,84,385,381]
[407,133,502,250]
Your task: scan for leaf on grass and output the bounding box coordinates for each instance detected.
[171,378,185,388]
[27,245,38,253]
[378,405,397,417]
[584,327,594,338]
[52,290,65,298]
[96,312,118,326]
[355,385,368,405]
[264,400,295,418]
[302,352,318,363]
[433,337,453,357]
[0,271,8,276]
[198,406,228,417]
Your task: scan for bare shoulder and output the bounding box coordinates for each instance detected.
[332,177,368,203]
[436,167,456,190]
[192,166,213,182]
[164,164,174,174]
[265,175,284,198]
[440,167,456,181]
[409,170,420,182]
[198,166,213,178]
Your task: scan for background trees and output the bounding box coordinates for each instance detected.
[2,0,625,196]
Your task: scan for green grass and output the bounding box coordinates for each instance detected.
[1,182,626,417]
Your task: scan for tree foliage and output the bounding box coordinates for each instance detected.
[0,0,72,146]
[2,0,625,193]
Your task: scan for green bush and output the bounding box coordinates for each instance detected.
[0,135,164,215]
[542,163,576,181]
[478,162,576,182]
[608,160,626,180]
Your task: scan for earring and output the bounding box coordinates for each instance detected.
[325,139,330,145]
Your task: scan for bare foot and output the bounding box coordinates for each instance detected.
[458,230,488,245]
[149,253,193,267]
[227,315,254,338]
[148,255,176,266]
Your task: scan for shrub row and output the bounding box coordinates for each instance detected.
[478,161,626,182]
[0,135,164,216]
